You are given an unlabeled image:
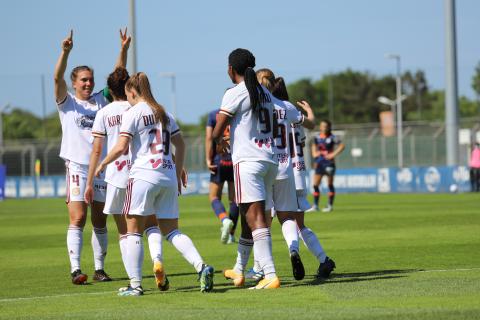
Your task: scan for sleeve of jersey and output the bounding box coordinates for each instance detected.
[170,117,181,137]
[91,110,106,138]
[219,89,239,118]
[119,110,136,139]
[286,102,304,125]
[206,111,216,128]
[56,92,73,110]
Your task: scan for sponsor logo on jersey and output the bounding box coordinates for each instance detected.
[75,115,95,129]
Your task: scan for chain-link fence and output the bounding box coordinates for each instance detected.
[1,118,478,177]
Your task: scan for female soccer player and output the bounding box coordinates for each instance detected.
[256,69,315,281]
[213,49,280,289]
[84,67,165,290]
[54,29,130,284]
[271,79,336,278]
[94,72,214,296]
[205,108,239,244]
[308,120,345,212]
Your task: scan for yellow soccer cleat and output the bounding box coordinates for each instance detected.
[250,276,280,289]
[153,261,169,291]
[223,269,245,287]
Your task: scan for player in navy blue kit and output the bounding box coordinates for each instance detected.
[307,120,345,212]
[205,109,239,244]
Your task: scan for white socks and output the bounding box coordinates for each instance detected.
[252,228,276,279]
[166,230,204,273]
[300,227,327,263]
[119,234,130,278]
[91,227,108,271]
[234,237,253,274]
[281,219,300,254]
[145,226,162,263]
[67,225,83,273]
[126,233,144,288]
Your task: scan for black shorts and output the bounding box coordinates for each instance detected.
[315,162,336,176]
[210,161,234,184]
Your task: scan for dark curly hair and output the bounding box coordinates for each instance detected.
[107,67,130,101]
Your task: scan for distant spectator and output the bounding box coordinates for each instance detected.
[469,143,480,192]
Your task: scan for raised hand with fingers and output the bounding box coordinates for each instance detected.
[120,27,131,51]
[62,30,73,52]
[296,100,312,113]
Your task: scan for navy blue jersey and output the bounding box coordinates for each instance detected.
[313,133,341,165]
[207,109,232,164]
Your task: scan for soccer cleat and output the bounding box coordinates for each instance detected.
[317,257,336,278]
[306,205,319,212]
[199,264,214,292]
[245,267,265,282]
[118,284,131,292]
[220,218,234,244]
[249,276,280,290]
[71,269,88,285]
[153,261,169,291]
[322,205,333,213]
[93,269,112,282]
[118,286,144,296]
[290,251,305,280]
[223,269,245,287]
[227,234,236,244]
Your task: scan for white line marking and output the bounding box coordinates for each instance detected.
[1,267,479,303]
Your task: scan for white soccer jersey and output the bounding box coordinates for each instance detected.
[219,82,277,165]
[120,102,180,186]
[272,98,304,180]
[290,124,308,190]
[92,101,131,188]
[57,91,109,165]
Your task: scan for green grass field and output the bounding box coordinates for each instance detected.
[0,193,479,319]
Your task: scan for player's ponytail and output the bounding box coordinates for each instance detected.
[256,68,275,91]
[126,72,169,128]
[271,77,289,101]
[228,48,267,114]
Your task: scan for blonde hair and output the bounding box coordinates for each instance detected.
[125,72,168,127]
[256,68,276,91]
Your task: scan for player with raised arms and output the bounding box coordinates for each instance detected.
[213,49,280,289]
[272,77,337,278]
[307,119,345,212]
[94,72,214,296]
[84,67,165,291]
[205,108,239,244]
[54,29,130,284]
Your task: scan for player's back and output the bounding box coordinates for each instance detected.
[220,82,276,165]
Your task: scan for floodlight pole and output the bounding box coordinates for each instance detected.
[387,54,403,168]
[445,0,459,165]
[128,0,137,74]
[160,72,177,118]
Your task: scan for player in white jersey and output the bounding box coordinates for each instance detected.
[83,67,165,290]
[273,77,337,278]
[254,69,315,282]
[53,29,131,284]
[213,49,280,290]
[94,73,214,296]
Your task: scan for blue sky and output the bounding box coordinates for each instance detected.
[0,0,479,123]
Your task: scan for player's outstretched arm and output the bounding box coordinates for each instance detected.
[85,137,104,204]
[296,100,315,130]
[114,27,131,70]
[54,30,73,103]
[171,133,186,194]
[95,136,129,177]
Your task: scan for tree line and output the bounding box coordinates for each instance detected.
[2,64,480,140]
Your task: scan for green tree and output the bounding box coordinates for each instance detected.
[472,61,480,102]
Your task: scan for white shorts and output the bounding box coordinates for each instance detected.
[233,161,277,210]
[65,161,106,203]
[122,178,179,219]
[103,184,126,215]
[296,189,311,212]
[271,176,298,212]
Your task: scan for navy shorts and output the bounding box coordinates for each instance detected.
[315,162,336,176]
[210,160,234,184]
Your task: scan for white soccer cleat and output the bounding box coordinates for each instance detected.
[227,234,235,244]
[245,267,265,281]
[322,205,333,212]
[220,218,234,244]
[306,205,319,212]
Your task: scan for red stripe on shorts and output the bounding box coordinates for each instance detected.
[122,178,133,215]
